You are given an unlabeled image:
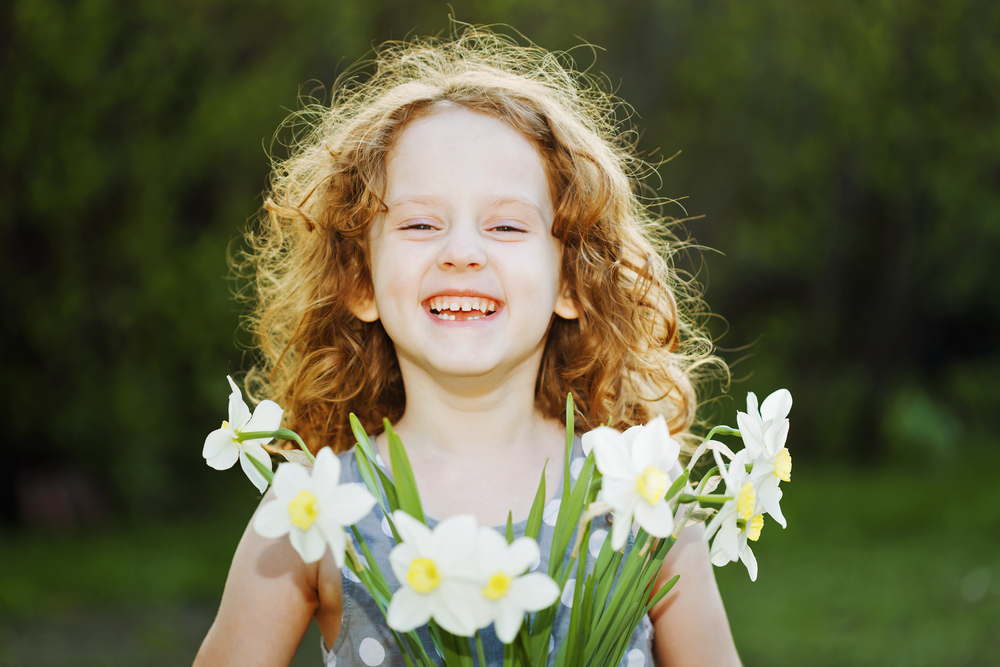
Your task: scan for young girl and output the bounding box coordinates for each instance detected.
[195,29,741,667]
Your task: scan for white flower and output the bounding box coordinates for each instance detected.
[703,450,764,581]
[253,448,376,565]
[472,528,560,643]
[585,415,680,550]
[737,389,793,528]
[202,376,284,493]
[387,511,488,637]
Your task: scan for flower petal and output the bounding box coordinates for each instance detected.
[311,447,341,484]
[763,419,789,457]
[633,499,673,538]
[253,499,291,539]
[592,431,633,480]
[740,541,758,581]
[760,389,792,423]
[387,586,432,633]
[227,376,252,431]
[746,392,760,420]
[393,511,434,554]
[243,399,284,437]
[737,412,764,459]
[388,542,419,584]
[600,478,638,513]
[323,483,377,527]
[290,525,327,563]
[508,573,560,611]
[432,580,487,636]
[756,478,786,528]
[206,440,239,471]
[630,422,666,470]
[240,445,272,494]
[271,461,309,500]
[431,515,478,564]
[475,527,509,575]
[493,598,525,644]
[318,523,348,568]
[203,428,234,460]
[394,588,436,634]
[503,537,541,575]
[610,510,632,550]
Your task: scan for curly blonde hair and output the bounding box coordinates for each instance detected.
[241,27,725,453]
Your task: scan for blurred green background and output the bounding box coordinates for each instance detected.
[1,0,997,665]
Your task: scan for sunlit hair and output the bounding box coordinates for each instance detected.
[241,26,726,453]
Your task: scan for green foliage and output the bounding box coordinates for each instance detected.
[3,0,997,517]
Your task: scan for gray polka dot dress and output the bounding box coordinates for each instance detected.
[322,439,655,666]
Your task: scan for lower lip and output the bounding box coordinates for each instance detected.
[424,307,503,326]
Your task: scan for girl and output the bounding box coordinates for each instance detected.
[195,28,741,667]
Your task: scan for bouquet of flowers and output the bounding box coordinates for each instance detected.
[203,377,793,666]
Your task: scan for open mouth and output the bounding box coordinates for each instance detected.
[426,295,500,321]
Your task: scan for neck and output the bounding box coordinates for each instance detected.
[390,355,548,459]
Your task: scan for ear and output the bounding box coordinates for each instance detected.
[348,295,380,323]
[554,288,579,320]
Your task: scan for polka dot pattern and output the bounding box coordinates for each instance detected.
[342,565,361,584]
[543,499,561,527]
[561,578,576,607]
[570,457,585,480]
[359,637,385,666]
[589,529,608,558]
[380,516,393,537]
[625,647,645,667]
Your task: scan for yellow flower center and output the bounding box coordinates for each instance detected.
[746,514,764,541]
[636,466,668,505]
[775,448,792,482]
[737,482,756,520]
[288,490,319,530]
[407,558,441,594]
[482,571,512,601]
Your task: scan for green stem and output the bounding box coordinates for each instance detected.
[238,429,316,465]
[475,631,487,667]
[677,493,732,504]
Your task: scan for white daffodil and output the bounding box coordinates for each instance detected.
[472,527,560,643]
[202,376,284,493]
[737,389,793,528]
[585,415,680,550]
[387,511,489,637]
[253,448,376,565]
[703,449,764,581]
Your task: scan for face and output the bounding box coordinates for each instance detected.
[353,105,577,384]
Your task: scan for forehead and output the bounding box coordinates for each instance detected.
[384,105,554,219]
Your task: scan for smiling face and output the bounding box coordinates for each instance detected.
[353,105,577,385]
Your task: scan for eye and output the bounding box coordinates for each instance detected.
[489,222,527,233]
[402,220,436,231]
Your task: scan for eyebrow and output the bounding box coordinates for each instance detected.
[386,194,547,219]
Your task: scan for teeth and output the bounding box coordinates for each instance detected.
[427,296,500,314]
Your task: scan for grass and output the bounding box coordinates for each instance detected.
[1,451,998,665]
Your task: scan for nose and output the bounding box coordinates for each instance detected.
[436,224,487,271]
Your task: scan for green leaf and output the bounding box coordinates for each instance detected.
[548,452,595,580]
[350,413,379,463]
[664,468,690,502]
[247,452,275,487]
[506,511,514,544]
[525,459,547,540]
[354,444,388,515]
[384,418,426,523]
[374,466,400,513]
[561,393,575,509]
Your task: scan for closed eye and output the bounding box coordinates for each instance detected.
[402,221,436,231]
[490,224,527,233]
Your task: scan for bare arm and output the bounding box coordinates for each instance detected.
[193,489,342,666]
[648,521,742,667]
